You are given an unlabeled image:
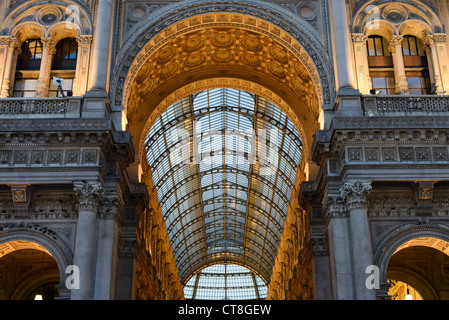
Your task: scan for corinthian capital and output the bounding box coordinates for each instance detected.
[73,181,105,212]
[323,194,347,222]
[351,33,367,43]
[340,181,372,209]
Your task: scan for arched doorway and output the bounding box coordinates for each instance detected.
[116,7,332,300]
[0,240,60,300]
[386,237,449,300]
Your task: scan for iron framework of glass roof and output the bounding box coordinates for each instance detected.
[145,88,303,287]
[183,263,268,300]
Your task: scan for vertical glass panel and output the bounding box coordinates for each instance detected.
[367,37,376,56]
[408,36,417,56]
[402,37,410,56]
[382,37,391,56]
[374,36,383,56]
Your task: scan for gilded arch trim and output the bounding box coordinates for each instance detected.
[111,0,335,112]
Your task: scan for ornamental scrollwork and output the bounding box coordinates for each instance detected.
[73,181,105,212]
[340,181,372,210]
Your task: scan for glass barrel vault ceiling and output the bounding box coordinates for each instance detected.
[184,264,268,300]
[145,88,303,289]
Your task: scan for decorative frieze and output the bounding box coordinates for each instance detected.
[31,194,78,220]
[0,148,100,167]
[343,146,449,164]
[367,193,416,217]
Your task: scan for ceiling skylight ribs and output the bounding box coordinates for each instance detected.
[145,88,302,284]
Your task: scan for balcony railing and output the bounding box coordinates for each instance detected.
[363,95,449,116]
[0,97,82,118]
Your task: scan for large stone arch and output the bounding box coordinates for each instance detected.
[373,222,449,297]
[111,0,335,160]
[0,224,73,287]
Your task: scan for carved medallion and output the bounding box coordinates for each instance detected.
[269,45,289,63]
[212,50,234,63]
[139,78,154,95]
[156,46,176,64]
[267,61,286,78]
[185,53,206,67]
[294,62,310,83]
[240,53,261,67]
[160,63,178,78]
[291,77,305,93]
[241,36,263,52]
[211,32,235,47]
[182,37,205,52]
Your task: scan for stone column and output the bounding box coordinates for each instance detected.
[340,181,376,300]
[424,45,436,92]
[329,0,356,90]
[352,33,372,95]
[72,35,93,97]
[324,194,354,299]
[427,34,449,94]
[35,38,56,97]
[311,235,332,300]
[71,181,104,300]
[93,196,123,299]
[389,36,409,94]
[0,38,18,98]
[88,0,114,92]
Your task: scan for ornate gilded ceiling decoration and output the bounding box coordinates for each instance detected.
[127,27,319,126]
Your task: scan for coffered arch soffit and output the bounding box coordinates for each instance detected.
[128,25,324,164]
[1,1,92,45]
[352,0,443,40]
[115,3,335,163]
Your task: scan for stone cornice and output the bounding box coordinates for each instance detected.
[331,116,449,130]
[0,118,112,132]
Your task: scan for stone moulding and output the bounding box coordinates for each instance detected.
[373,222,449,283]
[0,222,73,283]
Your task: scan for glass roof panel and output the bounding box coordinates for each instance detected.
[145,89,302,284]
[183,263,267,300]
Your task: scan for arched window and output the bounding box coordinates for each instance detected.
[366,35,395,95]
[401,35,431,95]
[51,38,78,70]
[367,35,390,57]
[49,38,78,97]
[13,39,43,97]
[17,39,43,70]
[402,35,425,56]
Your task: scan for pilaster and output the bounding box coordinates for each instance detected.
[35,38,56,98]
[73,35,93,97]
[352,33,372,95]
[323,193,354,299]
[389,36,409,95]
[340,181,376,300]
[428,34,449,94]
[0,38,18,98]
[71,181,105,300]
